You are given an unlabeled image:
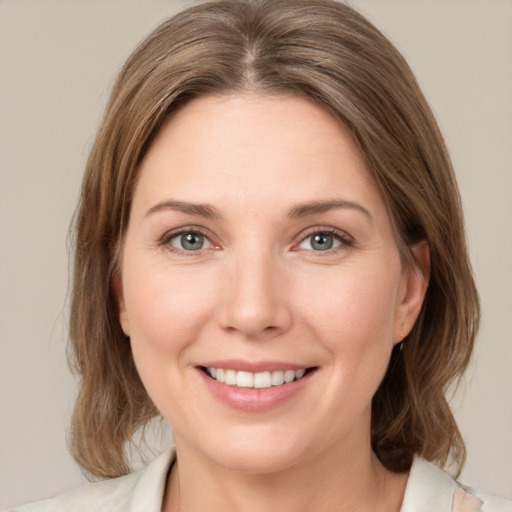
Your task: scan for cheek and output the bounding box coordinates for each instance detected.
[123,260,220,420]
[124,260,214,341]
[299,260,402,362]
[121,257,220,398]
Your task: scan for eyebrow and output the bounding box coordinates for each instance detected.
[145,200,222,219]
[288,199,373,222]
[145,198,372,222]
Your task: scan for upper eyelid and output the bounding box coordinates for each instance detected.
[160,225,212,242]
[158,227,218,256]
[297,226,354,243]
[158,226,218,252]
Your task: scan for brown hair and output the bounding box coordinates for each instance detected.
[69,0,479,479]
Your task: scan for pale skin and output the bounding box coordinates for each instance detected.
[115,93,430,511]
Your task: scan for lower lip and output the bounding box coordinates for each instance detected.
[198,369,315,412]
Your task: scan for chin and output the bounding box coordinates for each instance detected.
[187,425,310,475]
[213,446,304,475]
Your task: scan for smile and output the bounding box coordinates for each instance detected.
[203,367,309,389]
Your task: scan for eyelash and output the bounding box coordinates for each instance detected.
[159,227,215,256]
[158,226,354,255]
[294,227,354,254]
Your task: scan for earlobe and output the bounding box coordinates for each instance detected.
[393,240,430,343]
[113,272,130,336]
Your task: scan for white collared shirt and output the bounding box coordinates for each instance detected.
[6,449,511,512]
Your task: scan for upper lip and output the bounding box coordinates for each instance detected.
[197,360,313,373]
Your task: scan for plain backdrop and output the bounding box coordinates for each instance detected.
[0,0,511,508]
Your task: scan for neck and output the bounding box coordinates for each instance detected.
[163,434,408,512]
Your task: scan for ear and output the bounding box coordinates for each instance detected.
[393,240,430,344]
[112,272,130,336]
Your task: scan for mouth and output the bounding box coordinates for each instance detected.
[200,366,316,389]
[197,362,318,412]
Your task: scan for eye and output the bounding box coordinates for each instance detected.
[164,230,214,252]
[296,229,353,252]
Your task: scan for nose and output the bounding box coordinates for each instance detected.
[216,249,293,340]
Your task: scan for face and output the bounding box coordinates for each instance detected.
[116,93,427,474]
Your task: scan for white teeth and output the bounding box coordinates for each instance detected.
[206,367,308,388]
[225,369,236,385]
[254,371,272,388]
[284,370,295,383]
[295,369,306,379]
[236,371,253,388]
[271,371,285,386]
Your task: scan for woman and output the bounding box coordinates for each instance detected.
[8,0,511,510]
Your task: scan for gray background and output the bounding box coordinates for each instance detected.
[1,0,511,508]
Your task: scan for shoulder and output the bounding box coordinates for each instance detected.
[400,457,511,512]
[459,486,512,512]
[4,449,175,512]
[6,472,142,512]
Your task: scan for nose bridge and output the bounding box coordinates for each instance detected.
[218,240,291,338]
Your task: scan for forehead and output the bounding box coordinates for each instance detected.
[135,93,379,206]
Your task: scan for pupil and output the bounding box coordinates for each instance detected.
[182,233,203,250]
[312,233,333,251]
